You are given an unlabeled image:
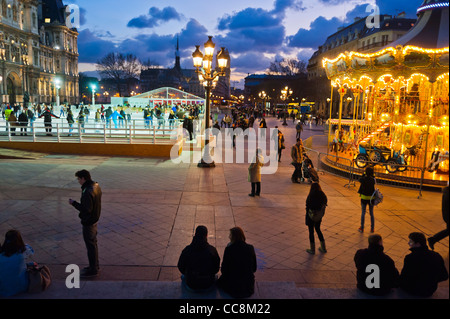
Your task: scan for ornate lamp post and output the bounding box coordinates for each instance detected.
[281,86,292,126]
[192,36,229,168]
[54,78,61,107]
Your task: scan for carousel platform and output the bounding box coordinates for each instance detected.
[321,153,448,191]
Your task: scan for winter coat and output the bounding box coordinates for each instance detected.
[291,144,303,164]
[400,246,448,297]
[305,190,328,226]
[71,180,102,226]
[218,241,257,298]
[354,244,400,296]
[177,237,220,290]
[248,155,264,183]
[358,174,376,200]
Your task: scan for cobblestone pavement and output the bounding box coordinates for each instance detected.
[0,116,448,289]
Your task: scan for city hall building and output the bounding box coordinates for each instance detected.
[0,0,79,106]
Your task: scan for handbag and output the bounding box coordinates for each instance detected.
[27,264,52,293]
[371,188,383,206]
[308,205,326,223]
[370,178,383,206]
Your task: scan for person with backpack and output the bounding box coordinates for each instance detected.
[305,182,328,254]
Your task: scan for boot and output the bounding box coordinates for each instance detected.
[319,241,327,253]
[306,242,315,254]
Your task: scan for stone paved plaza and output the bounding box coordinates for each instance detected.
[0,116,448,291]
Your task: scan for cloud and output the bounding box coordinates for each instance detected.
[230,52,273,73]
[77,29,117,63]
[127,6,182,29]
[287,16,343,49]
[218,8,280,30]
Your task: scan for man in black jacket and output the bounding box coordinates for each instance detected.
[69,169,102,277]
[177,226,220,291]
[428,184,449,250]
[354,234,400,296]
[400,232,448,297]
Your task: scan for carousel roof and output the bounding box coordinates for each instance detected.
[385,0,449,49]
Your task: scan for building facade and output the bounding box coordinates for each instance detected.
[0,0,78,106]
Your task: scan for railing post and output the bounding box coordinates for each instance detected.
[129,124,132,144]
[103,123,107,143]
[32,122,36,142]
[153,126,156,144]
[78,123,82,143]
[7,125,11,141]
[57,124,60,142]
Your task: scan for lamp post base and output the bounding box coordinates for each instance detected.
[198,160,216,168]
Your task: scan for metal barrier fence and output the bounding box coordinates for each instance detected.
[303,146,445,197]
[0,120,184,145]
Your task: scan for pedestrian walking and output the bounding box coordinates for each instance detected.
[357,166,376,233]
[428,183,449,250]
[290,138,304,183]
[177,225,220,292]
[248,148,264,197]
[68,169,102,277]
[296,121,303,140]
[400,232,448,297]
[354,234,399,296]
[305,182,328,254]
[217,227,257,298]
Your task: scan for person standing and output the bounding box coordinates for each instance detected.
[305,182,328,254]
[39,107,60,136]
[354,234,400,296]
[357,167,376,233]
[248,148,264,197]
[68,170,102,277]
[428,183,449,250]
[18,108,28,136]
[217,227,257,298]
[177,225,220,292]
[291,138,304,183]
[66,109,75,136]
[7,112,18,136]
[276,128,285,162]
[400,232,448,297]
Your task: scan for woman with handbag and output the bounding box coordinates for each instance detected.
[358,167,376,233]
[305,182,328,254]
[0,230,34,297]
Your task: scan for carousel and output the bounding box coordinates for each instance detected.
[322,0,449,187]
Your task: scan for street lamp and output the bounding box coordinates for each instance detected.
[280,86,292,126]
[54,78,61,107]
[91,84,96,106]
[192,36,229,168]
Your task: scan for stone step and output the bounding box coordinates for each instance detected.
[6,280,449,300]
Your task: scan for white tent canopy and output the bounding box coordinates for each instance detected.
[111,87,205,107]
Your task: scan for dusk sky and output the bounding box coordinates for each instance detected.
[70,0,422,87]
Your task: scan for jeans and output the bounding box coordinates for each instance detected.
[82,223,99,270]
[361,199,374,230]
[308,220,324,243]
[251,182,261,195]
